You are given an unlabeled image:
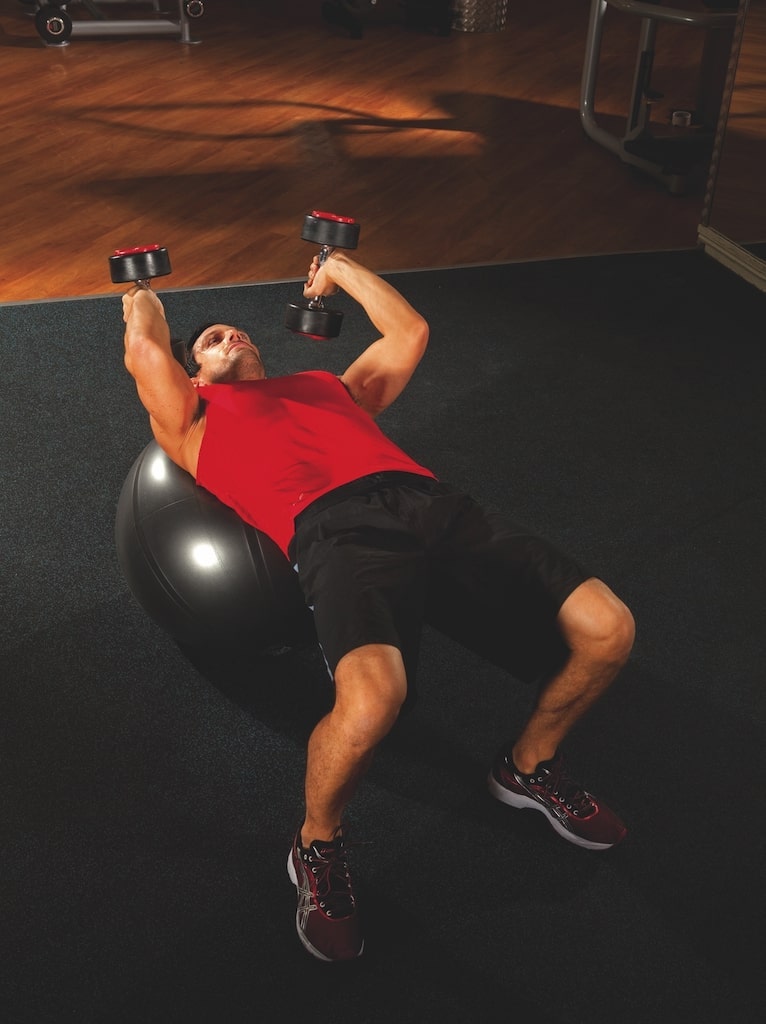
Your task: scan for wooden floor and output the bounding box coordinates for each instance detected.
[0,0,749,301]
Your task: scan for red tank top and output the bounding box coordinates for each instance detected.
[195,370,436,556]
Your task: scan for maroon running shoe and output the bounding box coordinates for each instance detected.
[488,749,627,850]
[287,828,364,961]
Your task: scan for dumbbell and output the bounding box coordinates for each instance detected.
[109,245,172,288]
[110,245,190,366]
[285,211,360,340]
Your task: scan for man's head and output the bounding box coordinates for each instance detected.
[185,322,266,384]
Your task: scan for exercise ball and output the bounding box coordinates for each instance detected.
[115,441,315,650]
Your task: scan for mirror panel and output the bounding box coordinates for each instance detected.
[699,0,766,287]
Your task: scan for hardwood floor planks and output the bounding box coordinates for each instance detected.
[0,0,755,301]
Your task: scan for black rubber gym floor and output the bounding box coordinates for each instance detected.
[1,250,763,1023]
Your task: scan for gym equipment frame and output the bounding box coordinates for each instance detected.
[580,0,738,195]
[32,0,205,46]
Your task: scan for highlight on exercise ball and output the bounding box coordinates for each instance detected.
[115,441,315,650]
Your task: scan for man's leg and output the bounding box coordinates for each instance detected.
[489,577,635,850]
[512,578,635,773]
[302,642,408,844]
[287,642,407,962]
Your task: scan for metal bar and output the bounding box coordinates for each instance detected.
[69,20,183,36]
[605,0,736,28]
[580,1,621,154]
[626,16,658,135]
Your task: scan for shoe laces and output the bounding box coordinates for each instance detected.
[304,828,358,918]
[525,756,596,818]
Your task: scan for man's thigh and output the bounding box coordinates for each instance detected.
[424,503,590,684]
[293,513,428,681]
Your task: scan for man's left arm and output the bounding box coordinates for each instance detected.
[304,251,429,417]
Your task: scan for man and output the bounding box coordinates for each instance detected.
[122,246,635,963]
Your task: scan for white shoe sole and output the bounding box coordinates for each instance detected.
[487,771,615,851]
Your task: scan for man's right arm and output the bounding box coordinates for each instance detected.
[122,286,202,473]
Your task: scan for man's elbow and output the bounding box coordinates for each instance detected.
[411,313,429,357]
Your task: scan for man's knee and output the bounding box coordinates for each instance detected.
[333,643,408,747]
[558,578,635,665]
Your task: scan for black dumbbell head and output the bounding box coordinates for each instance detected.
[110,245,172,284]
[301,211,360,250]
[285,301,344,340]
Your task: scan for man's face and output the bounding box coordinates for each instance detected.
[192,324,266,384]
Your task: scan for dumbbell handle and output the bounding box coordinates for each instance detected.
[306,244,334,312]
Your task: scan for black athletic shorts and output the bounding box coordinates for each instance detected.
[288,471,590,688]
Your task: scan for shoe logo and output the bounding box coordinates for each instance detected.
[549,803,570,825]
[297,885,315,928]
[294,856,317,928]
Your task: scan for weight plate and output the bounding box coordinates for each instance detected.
[285,302,343,339]
[301,212,360,250]
[109,246,172,284]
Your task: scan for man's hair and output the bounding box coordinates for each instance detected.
[184,322,217,377]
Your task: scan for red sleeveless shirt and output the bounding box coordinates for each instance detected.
[195,370,435,556]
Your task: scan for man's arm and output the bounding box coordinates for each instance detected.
[304,251,429,417]
[122,286,202,473]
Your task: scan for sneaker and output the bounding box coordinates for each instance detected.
[287,828,364,961]
[488,749,627,850]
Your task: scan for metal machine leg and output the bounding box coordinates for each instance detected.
[579,0,738,194]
